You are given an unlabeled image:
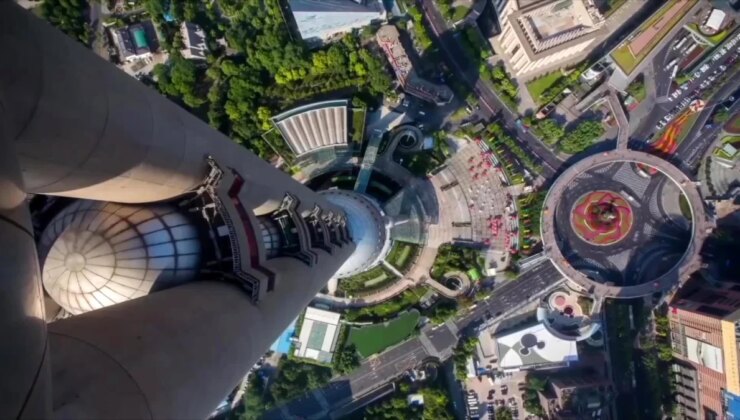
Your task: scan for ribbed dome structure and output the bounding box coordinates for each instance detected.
[38,200,201,315]
[321,189,390,278]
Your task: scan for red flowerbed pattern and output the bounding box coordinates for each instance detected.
[571,190,634,245]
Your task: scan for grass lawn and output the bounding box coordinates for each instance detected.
[611,0,697,75]
[347,310,420,358]
[679,194,692,219]
[338,265,398,295]
[386,241,419,272]
[688,22,734,45]
[676,114,699,145]
[351,108,367,143]
[467,268,482,281]
[714,136,740,160]
[626,78,647,102]
[526,72,563,104]
[452,5,470,22]
[611,45,639,74]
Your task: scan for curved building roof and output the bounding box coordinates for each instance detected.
[38,200,202,315]
[272,100,349,156]
[321,190,390,278]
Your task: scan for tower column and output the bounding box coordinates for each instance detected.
[0,120,51,419]
[0,3,356,418]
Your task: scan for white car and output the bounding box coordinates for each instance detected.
[656,121,666,130]
[672,90,682,99]
[720,65,728,71]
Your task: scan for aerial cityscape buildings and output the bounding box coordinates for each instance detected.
[3,0,740,419]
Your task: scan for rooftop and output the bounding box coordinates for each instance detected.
[294,307,342,362]
[509,0,604,57]
[495,322,579,370]
[272,100,349,156]
[289,0,385,42]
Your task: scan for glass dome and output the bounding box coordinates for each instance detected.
[38,200,202,315]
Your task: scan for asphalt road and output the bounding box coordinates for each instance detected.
[673,81,740,172]
[416,0,562,177]
[632,34,740,144]
[265,259,564,419]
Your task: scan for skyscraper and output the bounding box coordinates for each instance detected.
[670,278,740,419]
[0,3,355,418]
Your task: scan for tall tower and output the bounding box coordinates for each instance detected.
[0,3,355,418]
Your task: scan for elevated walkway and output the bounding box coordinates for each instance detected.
[354,130,382,193]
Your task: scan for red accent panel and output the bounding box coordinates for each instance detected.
[227,173,275,291]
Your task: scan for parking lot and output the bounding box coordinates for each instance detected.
[465,370,538,420]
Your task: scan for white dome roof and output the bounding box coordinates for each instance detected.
[321,190,390,278]
[39,200,201,315]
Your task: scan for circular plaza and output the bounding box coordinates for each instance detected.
[541,150,709,298]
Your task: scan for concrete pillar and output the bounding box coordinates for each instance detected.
[0,3,340,214]
[0,116,51,418]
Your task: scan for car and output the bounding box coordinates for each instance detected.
[514,118,528,133]
[418,110,426,116]
[720,65,728,71]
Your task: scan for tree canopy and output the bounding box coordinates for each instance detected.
[559,120,605,154]
[333,343,361,375]
[145,0,392,160]
[269,358,332,403]
[42,0,91,44]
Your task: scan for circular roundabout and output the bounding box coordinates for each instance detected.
[541,150,709,298]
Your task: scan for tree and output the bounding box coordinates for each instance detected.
[269,358,332,403]
[333,344,361,375]
[559,120,604,154]
[533,118,565,145]
[714,108,730,124]
[496,407,514,420]
[241,373,270,420]
[42,0,90,45]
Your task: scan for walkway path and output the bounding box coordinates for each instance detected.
[425,271,471,299]
[608,89,630,149]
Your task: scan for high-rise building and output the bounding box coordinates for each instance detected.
[669,278,740,419]
[492,0,606,78]
[0,3,357,418]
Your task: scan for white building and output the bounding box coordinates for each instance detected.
[294,307,342,363]
[492,0,606,78]
[705,9,726,32]
[112,23,153,62]
[494,322,579,371]
[289,0,386,44]
[180,22,208,60]
[272,100,349,156]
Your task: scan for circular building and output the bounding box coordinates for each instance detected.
[38,200,202,315]
[320,189,391,278]
[541,150,708,298]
